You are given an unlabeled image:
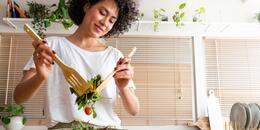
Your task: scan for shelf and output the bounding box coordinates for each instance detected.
[1,18,260,36]
[2,17,77,34]
[3,17,33,29]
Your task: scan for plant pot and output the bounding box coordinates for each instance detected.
[3,116,25,130]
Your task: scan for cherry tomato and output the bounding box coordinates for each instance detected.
[89,84,94,92]
[84,107,92,115]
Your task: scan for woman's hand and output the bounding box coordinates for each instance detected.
[114,57,134,90]
[32,40,54,80]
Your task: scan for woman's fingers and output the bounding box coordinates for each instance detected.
[114,69,134,79]
[117,57,131,65]
[33,40,54,65]
[32,40,46,49]
[114,65,134,79]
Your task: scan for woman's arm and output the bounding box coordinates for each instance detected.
[114,57,140,115]
[14,40,54,104]
[14,69,45,104]
[118,85,140,116]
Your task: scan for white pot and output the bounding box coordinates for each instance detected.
[3,116,25,130]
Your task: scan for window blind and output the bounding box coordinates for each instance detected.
[106,36,194,125]
[204,37,260,119]
[0,33,195,125]
[0,33,46,119]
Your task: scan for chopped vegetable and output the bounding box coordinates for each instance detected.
[70,74,106,118]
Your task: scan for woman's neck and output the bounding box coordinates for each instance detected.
[67,28,107,52]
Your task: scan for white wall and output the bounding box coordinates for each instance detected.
[138,0,260,22]
[1,0,260,23]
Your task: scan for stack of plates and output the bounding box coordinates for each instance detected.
[230,103,260,130]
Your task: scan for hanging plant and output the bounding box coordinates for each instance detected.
[255,12,260,23]
[153,8,166,32]
[193,7,205,23]
[27,0,74,38]
[172,3,186,27]
[27,1,52,38]
[45,0,73,30]
[136,12,144,31]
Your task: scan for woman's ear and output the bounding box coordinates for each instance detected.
[83,3,90,13]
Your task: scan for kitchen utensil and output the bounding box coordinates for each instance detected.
[207,90,224,130]
[242,103,252,129]
[187,117,210,130]
[23,24,88,96]
[96,47,137,93]
[249,103,260,129]
[230,103,247,130]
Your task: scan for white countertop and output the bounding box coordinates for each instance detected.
[0,125,199,130]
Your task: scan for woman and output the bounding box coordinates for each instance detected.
[14,0,139,129]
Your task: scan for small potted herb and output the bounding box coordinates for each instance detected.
[193,7,205,23]
[172,2,186,27]
[0,104,26,130]
[153,8,166,32]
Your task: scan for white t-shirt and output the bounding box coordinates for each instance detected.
[23,36,130,127]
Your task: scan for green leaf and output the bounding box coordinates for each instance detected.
[160,8,165,12]
[22,117,27,125]
[180,12,185,18]
[48,14,57,22]
[0,106,4,112]
[44,19,51,28]
[257,13,260,22]
[61,7,68,17]
[92,109,97,118]
[1,117,10,124]
[179,3,186,9]
[199,7,205,13]
[62,19,73,29]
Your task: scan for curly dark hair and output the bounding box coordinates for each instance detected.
[68,0,139,38]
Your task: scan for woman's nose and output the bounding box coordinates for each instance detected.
[100,17,109,27]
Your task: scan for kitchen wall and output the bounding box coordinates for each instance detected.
[1,0,260,23]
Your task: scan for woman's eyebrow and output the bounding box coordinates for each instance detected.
[100,6,118,19]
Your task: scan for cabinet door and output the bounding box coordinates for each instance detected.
[0,33,46,119]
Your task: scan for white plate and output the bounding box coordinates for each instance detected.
[249,103,260,129]
[242,103,252,129]
[230,103,247,130]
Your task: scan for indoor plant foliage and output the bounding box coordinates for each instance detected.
[27,0,73,38]
[153,8,167,32]
[27,1,51,38]
[172,2,186,27]
[193,7,205,23]
[0,104,26,130]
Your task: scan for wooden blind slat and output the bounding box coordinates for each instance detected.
[204,38,260,118]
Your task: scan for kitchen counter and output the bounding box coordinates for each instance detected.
[0,125,199,130]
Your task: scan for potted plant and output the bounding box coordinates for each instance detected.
[255,12,260,23]
[153,8,167,32]
[172,2,186,27]
[27,0,73,38]
[193,7,205,23]
[0,104,26,130]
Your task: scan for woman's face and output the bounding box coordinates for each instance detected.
[82,0,119,38]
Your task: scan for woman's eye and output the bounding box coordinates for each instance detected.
[110,19,116,24]
[100,10,106,15]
